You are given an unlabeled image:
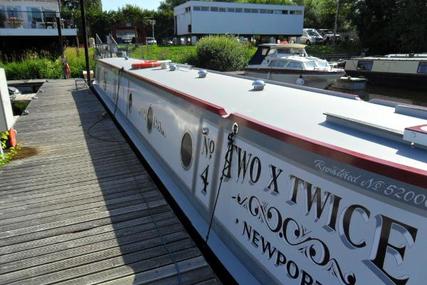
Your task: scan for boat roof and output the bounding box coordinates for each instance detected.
[273,55,314,62]
[98,58,427,175]
[350,56,427,61]
[258,43,306,49]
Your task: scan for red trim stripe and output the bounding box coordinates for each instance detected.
[406,124,427,134]
[230,113,427,189]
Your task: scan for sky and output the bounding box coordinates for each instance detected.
[101,0,162,11]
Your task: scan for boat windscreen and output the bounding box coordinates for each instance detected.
[277,48,305,56]
[248,47,270,65]
[304,61,316,70]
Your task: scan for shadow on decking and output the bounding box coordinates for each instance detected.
[68,85,221,284]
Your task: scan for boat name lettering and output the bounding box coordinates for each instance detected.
[240,219,325,285]
[234,180,418,285]
[226,143,418,285]
[314,159,427,210]
[139,107,166,137]
[232,145,281,194]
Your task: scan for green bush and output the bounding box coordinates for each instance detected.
[195,36,248,71]
[130,45,197,64]
[0,58,62,80]
[0,48,96,80]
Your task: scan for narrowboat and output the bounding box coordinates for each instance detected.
[345,55,427,90]
[93,57,427,285]
[245,44,345,89]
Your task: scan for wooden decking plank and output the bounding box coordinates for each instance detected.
[143,266,218,285]
[0,200,166,243]
[97,256,209,285]
[55,246,202,285]
[0,173,150,202]
[0,184,149,212]
[0,214,178,264]
[0,222,184,274]
[0,80,220,284]
[0,209,173,256]
[0,193,145,228]
[5,237,195,285]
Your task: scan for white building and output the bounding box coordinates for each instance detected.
[0,0,77,37]
[174,1,304,37]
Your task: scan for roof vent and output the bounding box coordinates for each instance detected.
[198,69,207,78]
[169,64,177,71]
[252,80,265,91]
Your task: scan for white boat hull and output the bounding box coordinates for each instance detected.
[245,69,343,89]
[94,60,427,285]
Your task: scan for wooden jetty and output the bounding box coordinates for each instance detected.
[0,80,221,285]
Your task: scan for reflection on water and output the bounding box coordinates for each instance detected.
[330,84,427,107]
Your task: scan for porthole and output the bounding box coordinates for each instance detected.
[180,132,193,170]
[147,106,153,133]
[128,93,133,113]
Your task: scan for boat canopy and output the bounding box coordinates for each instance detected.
[248,43,308,65]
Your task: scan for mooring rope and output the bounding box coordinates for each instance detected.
[205,122,239,243]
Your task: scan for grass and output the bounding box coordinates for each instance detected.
[0,146,19,168]
[0,130,19,168]
[128,45,198,64]
[0,47,96,80]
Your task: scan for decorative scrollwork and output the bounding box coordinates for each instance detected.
[233,193,356,285]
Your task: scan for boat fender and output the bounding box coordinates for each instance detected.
[65,63,71,79]
[8,128,17,148]
[131,60,161,69]
[296,75,305,85]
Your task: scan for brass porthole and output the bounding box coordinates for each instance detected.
[147,106,153,133]
[128,93,133,113]
[180,132,193,170]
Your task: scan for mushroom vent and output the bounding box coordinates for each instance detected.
[252,80,265,91]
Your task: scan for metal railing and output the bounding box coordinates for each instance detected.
[0,10,75,29]
[95,34,128,59]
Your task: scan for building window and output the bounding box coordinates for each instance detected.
[273,10,282,14]
[357,60,373,71]
[201,6,209,11]
[219,7,226,12]
[227,8,235,12]
[282,10,288,14]
[260,9,273,14]
[290,10,303,15]
[188,24,192,33]
[244,8,251,13]
[250,9,259,13]
[211,7,219,12]
[235,8,243,13]
[418,62,427,74]
[185,7,191,12]
[194,6,201,11]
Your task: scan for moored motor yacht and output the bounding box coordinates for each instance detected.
[245,43,345,89]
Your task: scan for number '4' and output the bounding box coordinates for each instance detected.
[201,165,209,194]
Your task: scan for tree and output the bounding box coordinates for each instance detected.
[351,0,427,54]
